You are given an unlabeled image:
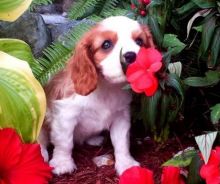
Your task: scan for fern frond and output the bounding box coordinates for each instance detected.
[32,21,95,85]
[99,0,121,17]
[68,0,104,20]
[30,0,53,10]
[101,7,129,18]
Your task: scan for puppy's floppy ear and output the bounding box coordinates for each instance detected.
[68,33,98,96]
[142,25,155,48]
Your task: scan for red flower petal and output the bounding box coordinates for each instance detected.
[136,48,162,70]
[126,62,145,83]
[161,166,185,184]
[0,128,22,172]
[144,75,158,96]
[9,144,52,184]
[133,72,154,90]
[149,62,162,72]
[119,166,154,184]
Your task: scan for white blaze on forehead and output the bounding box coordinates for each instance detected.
[100,16,141,54]
[100,16,140,35]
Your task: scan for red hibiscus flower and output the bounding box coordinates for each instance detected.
[200,147,220,184]
[119,166,154,184]
[0,128,52,184]
[126,47,162,96]
[161,166,185,184]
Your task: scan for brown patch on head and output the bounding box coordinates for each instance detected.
[91,31,117,64]
[132,25,155,48]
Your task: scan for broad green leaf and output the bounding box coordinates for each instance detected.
[195,131,218,164]
[163,148,197,167]
[0,0,32,22]
[210,104,220,124]
[176,1,197,16]
[184,70,220,87]
[192,0,216,8]
[199,16,216,58]
[209,27,220,68]
[162,34,186,55]
[186,9,211,39]
[0,39,34,65]
[0,51,46,143]
[168,62,182,77]
[187,154,203,184]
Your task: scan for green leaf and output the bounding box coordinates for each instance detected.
[192,0,216,8]
[186,9,211,39]
[0,0,32,22]
[0,39,34,65]
[209,27,220,68]
[148,16,163,47]
[162,34,186,55]
[163,148,197,167]
[199,16,216,58]
[187,154,203,184]
[176,2,197,16]
[210,104,220,124]
[195,131,218,164]
[0,51,46,143]
[184,70,220,87]
[193,25,203,32]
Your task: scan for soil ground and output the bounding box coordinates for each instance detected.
[50,132,195,184]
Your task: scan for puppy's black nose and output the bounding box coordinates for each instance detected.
[123,52,136,64]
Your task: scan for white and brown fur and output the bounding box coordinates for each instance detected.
[39,16,155,175]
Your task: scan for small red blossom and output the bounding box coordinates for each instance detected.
[126,47,162,96]
[0,128,52,184]
[119,166,154,184]
[200,147,220,184]
[139,0,151,5]
[130,3,136,10]
[161,166,185,184]
[140,10,147,17]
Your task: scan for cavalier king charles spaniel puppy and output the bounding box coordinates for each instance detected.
[39,16,155,175]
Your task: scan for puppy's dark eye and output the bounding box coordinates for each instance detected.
[101,40,113,50]
[135,37,144,46]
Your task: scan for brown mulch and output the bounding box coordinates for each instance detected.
[50,132,195,184]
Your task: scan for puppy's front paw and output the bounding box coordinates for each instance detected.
[49,156,77,175]
[115,157,140,175]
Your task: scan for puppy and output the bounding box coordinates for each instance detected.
[39,16,155,175]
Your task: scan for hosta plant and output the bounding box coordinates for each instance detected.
[0,39,46,143]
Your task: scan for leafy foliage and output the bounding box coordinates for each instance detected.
[30,0,53,9]
[32,21,94,85]
[68,0,129,20]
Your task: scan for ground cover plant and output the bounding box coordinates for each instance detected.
[0,0,220,183]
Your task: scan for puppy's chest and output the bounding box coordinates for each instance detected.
[76,89,131,127]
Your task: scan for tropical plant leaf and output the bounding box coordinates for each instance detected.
[163,148,197,167]
[162,34,186,55]
[187,154,203,184]
[184,70,220,87]
[210,104,220,124]
[195,131,218,164]
[209,27,220,68]
[0,39,34,65]
[0,51,46,143]
[199,16,216,58]
[0,0,32,22]
[192,0,216,8]
[186,9,211,39]
[176,1,197,16]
